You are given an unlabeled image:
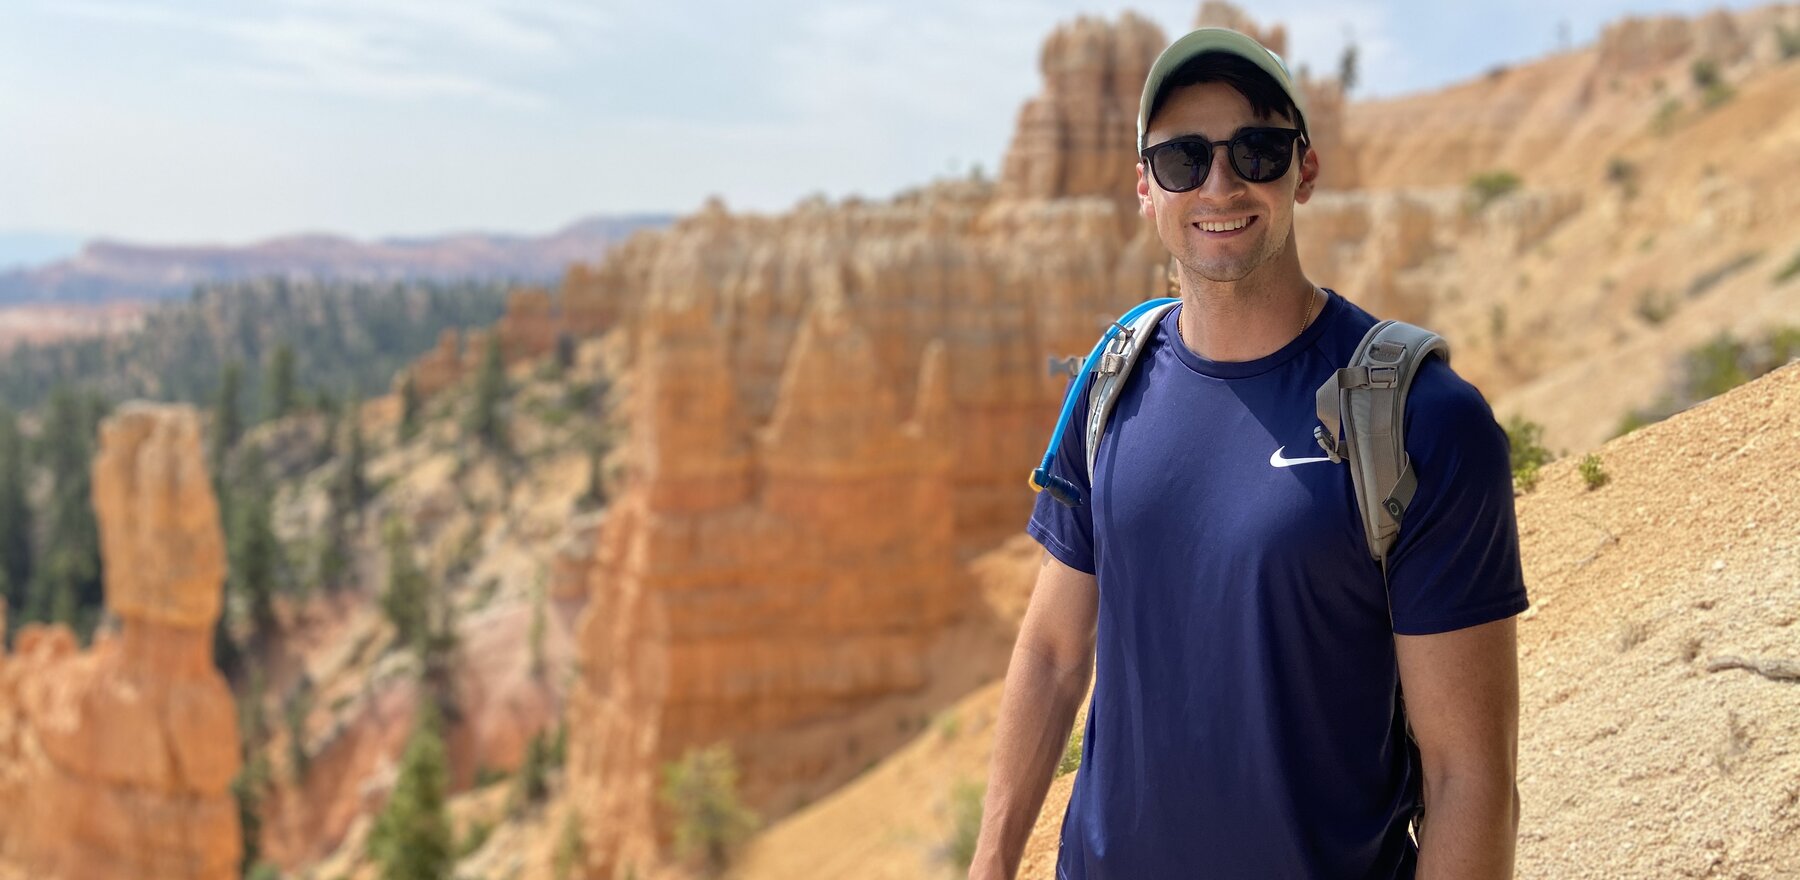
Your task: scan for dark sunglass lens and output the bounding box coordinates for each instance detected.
[1150,141,1209,192]
[1231,130,1294,182]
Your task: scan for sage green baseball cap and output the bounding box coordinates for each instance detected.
[1137,27,1309,152]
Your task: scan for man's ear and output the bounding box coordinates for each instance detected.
[1294,144,1321,204]
[1137,162,1155,218]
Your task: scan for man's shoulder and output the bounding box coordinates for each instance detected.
[1324,293,1487,418]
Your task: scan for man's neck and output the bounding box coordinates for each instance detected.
[1175,257,1319,363]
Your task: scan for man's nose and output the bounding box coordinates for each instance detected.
[1197,144,1242,199]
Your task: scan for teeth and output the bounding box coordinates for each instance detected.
[1197,217,1250,232]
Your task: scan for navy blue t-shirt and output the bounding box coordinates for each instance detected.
[1027,290,1529,880]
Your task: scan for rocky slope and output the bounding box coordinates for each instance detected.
[247,335,612,869]
[1323,4,1800,451]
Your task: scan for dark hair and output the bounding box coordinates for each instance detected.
[1148,51,1306,138]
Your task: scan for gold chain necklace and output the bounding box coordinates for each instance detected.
[1299,286,1318,333]
[1176,285,1321,351]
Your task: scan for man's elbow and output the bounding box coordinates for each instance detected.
[1420,761,1520,826]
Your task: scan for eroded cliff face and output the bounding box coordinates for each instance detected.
[558,176,1164,876]
[0,404,240,880]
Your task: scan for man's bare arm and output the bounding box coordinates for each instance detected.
[968,551,1099,880]
[1395,615,1522,880]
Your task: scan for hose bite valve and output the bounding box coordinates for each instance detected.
[1030,467,1084,508]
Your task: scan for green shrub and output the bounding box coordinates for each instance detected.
[1635,288,1674,325]
[1651,98,1682,135]
[368,706,453,880]
[660,744,758,877]
[510,730,552,815]
[1503,416,1553,484]
[945,779,985,872]
[1690,59,1733,108]
[1579,453,1609,490]
[933,710,961,740]
[553,813,585,880]
[1466,171,1522,211]
[1056,723,1085,779]
[1610,326,1800,434]
[1690,58,1721,90]
[1612,408,1658,439]
[1514,461,1542,493]
[1775,248,1800,285]
[1687,333,1751,400]
[1606,157,1638,199]
[1779,25,1800,61]
[457,817,495,858]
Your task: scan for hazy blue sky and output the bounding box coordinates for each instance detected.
[0,0,1771,248]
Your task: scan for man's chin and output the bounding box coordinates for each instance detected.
[1181,258,1256,285]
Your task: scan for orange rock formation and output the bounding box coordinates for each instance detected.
[0,403,240,880]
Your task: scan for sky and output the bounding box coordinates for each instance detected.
[0,0,1776,253]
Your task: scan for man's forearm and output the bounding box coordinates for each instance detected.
[968,644,1092,880]
[1415,772,1520,880]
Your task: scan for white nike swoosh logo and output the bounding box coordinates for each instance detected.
[1269,446,1332,468]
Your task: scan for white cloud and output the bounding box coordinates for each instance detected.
[52,0,610,106]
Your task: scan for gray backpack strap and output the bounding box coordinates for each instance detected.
[1085,301,1182,485]
[1312,320,1450,570]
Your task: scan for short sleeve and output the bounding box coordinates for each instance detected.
[1026,375,1097,574]
[1384,358,1531,635]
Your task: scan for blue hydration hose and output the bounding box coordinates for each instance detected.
[1029,297,1179,507]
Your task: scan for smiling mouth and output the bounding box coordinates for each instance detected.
[1193,216,1256,234]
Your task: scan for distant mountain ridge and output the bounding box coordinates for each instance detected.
[0,213,674,305]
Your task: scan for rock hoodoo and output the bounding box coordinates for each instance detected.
[0,403,240,880]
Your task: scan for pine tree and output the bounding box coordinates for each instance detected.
[0,406,32,614]
[510,728,551,815]
[210,361,244,484]
[580,439,607,510]
[661,744,758,877]
[264,342,297,421]
[26,387,105,634]
[369,703,454,880]
[227,449,282,646]
[1339,42,1359,94]
[381,518,430,651]
[313,397,364,595]
[337,395,368,510]
[467,334,507,449]
[399,372,422,444]
[284,674,314,779]
[232,671,272,876]
[554,332,576,374]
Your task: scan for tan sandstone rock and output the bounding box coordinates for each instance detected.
[0,403,239,880]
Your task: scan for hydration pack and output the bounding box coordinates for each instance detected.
[1030,297,1449,572]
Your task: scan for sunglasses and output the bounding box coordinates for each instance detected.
[1140,127,1307,192]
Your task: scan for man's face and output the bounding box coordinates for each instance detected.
[1138,80,1319,285]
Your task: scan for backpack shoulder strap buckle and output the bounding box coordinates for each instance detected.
[1314,319,1451,567]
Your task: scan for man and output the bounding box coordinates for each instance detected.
[969,28,1529,880]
